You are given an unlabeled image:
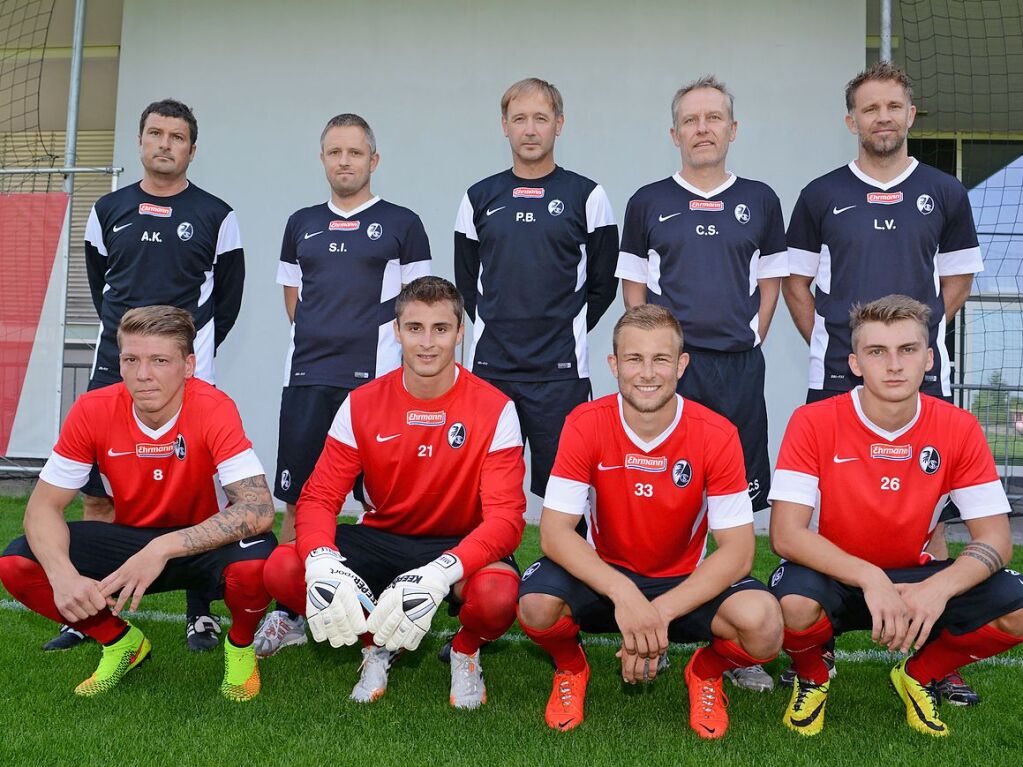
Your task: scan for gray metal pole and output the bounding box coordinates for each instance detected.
[63,0,87,194]
[880,0,892,62]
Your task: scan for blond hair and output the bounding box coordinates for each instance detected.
[117,305,196,357]
[849,294,930,350]
[501,77,563,119]
[612,304,684,355]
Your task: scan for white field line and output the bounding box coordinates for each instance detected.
[4,599,1022,668]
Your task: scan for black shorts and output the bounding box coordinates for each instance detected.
[769,561,1023,638]
[275,385,363,504]
[485,378,591,497]
[519,556,769,643]
[677,346,770,510]
[3,522,277,595]
[334,524,517,602]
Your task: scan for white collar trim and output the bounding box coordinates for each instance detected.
[617,393,684,452]
[328,195,380,218]
[672,171,736,198]
[847,158,919,190]
[132,404,181,440]
[850,386,920,441]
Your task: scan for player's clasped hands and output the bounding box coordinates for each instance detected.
[893,580,949,654]
[612,586,669,684]
[51,571,108,623]
[862,570,913,651]
[98,539,171,616]
[304,547,375,647]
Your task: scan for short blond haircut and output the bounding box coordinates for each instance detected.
[117,305,196,358]
[849,294,930,351]
[612,304,684,355]
[501,77,563,119]
[845,61,914,111]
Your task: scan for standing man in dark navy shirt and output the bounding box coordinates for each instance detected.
[455,77,619,501]
[782,61,984,705]
[67,98,245,652]
[615,75,788,693]
[256,113,432,658]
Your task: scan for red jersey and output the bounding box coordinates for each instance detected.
[40,378,263,527]
[544,394,751,578]
[769,390,1009,569]
[295,365,526,574]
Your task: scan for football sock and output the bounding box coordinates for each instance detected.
[277,603,300,620]
[451,567,519,655]
[783,615,834,685]
[519,613,587,674]
[907,624,1022,684]
[262,544,306,616]
[185,590,211,618]
[223,560,271,646]
[690,638,772,679]
[0,554,127,644]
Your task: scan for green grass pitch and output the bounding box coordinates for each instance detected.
[1,497,1021,766]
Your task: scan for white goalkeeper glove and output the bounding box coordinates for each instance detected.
[304,547,376,647]
[367,553,464,652]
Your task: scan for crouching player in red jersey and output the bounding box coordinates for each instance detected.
[262,276,526,709]
[770,295,1023,737]
[517,305,782,738]
[0,306,276,701]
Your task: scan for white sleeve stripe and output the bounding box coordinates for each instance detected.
[615,251,648,282]
[326,397,357,448]
[215,210,243,256]
[951,480,1011,520]
[767,469,819,507]
[217,448,265,486]
[757,250,789,278]
[489,400,523,452]
[84,207,107,257]
[38,452,92,490]
[400,259,431,283]
[543,476,589,515]
[585,185,616,232]
[707,491,753,529]
[786,247,820,276]
[276,260,303,287]
[935,246,983,277]
[454,192,478,241]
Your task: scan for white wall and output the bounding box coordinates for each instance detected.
[114,0,865,515]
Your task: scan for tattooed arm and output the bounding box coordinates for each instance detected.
[98,474,275,615]
[888,513,1012,653]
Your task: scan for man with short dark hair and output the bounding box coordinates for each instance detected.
[66,98,248,653]
[769,294,1023,737]
[782,61,985,701]
[0,306,276,701]
[616,75,788,693]
[518,304,782,739]
[256,113,431,657]
[263,276,526,710]
[455,77,619,501]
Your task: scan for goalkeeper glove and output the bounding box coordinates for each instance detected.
[367,553,463,651]
[304,547,376,647]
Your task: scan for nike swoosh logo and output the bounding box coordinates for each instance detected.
[303,231,323,239]
[107,448,134,457]
[376,433,401,442]
[832,205,856,215]
[238,538,264,549]
[907,690,946,732]
[486,206,506,216]
[112,223,133,232]
[658,213,682,222]
[597,462,622,471]
[791,700,826,727]
[749,489,761,502]
[833,455,859,463]
[700,724,716,734]
[557,720,574,729]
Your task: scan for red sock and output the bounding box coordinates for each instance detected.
[907,624,1022,684]
[223,559,271,646]
[451,568,519,655]
[690,638,773,680]
[783,615,833,685]
[0,555,127,644]
[519,613,587,673]
[262,544,306,616]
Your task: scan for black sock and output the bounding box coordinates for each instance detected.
[276,602,300,621]
[186,590,211,618]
